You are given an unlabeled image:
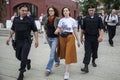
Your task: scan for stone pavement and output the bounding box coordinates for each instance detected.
[0,26,120,80]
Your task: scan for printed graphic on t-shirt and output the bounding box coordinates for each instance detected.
[61,22,71,31]
[58,17,77,32]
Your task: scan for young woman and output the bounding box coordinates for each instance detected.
[44,6,60,76]
[55,7,80,80]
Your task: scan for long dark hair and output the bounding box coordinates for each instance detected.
[47,6,59,17]
[61,7,71,17]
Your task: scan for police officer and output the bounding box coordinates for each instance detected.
[6,5,39,80]
[80,5,104,73]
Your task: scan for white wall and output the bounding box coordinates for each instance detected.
[0,23,4,28]
[6,20,12,29]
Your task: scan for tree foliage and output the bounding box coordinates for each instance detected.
[101,0,120,10]
[76,0,99,15]
[75,0,120,15]
[100,0,120,14]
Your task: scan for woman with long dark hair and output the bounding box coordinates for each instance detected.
[44,6,60,76]
[55,7,80,80]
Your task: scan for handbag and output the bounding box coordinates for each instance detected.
[60,32,71,38]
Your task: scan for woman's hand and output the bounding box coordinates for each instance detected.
[54,28,61,35]
[98,36,103,43]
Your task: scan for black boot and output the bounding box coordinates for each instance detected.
[92,58,97,67]
[81,64,89,73]
[110,43,114,47]
[27,59,31,70]
[17,72,24,80]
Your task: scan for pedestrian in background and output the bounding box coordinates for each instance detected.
[77,12,83,32]
[11,12,17,22]
[44,6,60,76]
[105,9,118,47]
[55,7,80,80]
[103,12,108,33]
[80,5,104,73]
[39,13,44,33]
[6,4,39,80]
[42,14,48,44]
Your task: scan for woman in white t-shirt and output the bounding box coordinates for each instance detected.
[55,7,80,80]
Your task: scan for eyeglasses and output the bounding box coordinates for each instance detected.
[49,10,54,12]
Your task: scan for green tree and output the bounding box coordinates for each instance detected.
[101,0,120,9]
[74,0,99,15]
[74,0,120,15]
[101,0,120,13]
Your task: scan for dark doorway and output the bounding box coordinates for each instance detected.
[13,3,38,19]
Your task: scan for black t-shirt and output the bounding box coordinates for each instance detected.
[77,16,82,24]
[46,21,58,38]
[11,16,37,40]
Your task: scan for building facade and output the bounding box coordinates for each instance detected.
[6,0,78,20]
[0,0,2,23]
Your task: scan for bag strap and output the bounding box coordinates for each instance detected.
[107,14,110,20]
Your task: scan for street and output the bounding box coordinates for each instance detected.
[0,27,120,80]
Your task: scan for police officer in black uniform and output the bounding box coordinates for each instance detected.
[80,5,104,73]
[6,5,39,80]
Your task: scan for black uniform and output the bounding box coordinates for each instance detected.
[11,16,37,72]
[81,14,104,65]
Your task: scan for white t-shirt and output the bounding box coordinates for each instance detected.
[58,17,77,32]
[39,16,43,22]
[11,16,16,22]
[106,14,118,26]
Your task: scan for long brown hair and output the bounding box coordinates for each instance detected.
[61,7,71,17]
[47,6,59,17]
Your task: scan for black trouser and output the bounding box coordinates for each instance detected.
[104,25,108,32]
[16,40,31,72]
[107,25,116,45]
[78,22,81,31]
[83,35,99,65]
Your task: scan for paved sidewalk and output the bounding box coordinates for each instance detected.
[0,27,120,80]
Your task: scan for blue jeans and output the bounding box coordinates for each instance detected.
[46,37,60,72]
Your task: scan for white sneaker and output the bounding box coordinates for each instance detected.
[64,72,69,80]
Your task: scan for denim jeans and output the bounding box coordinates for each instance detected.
[46,37,60,72]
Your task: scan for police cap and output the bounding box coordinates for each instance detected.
[88,5,95,9]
